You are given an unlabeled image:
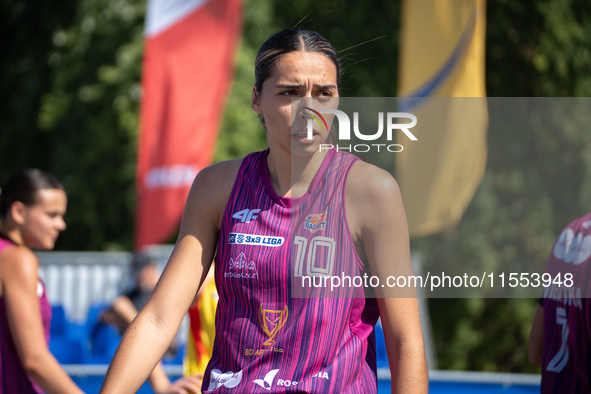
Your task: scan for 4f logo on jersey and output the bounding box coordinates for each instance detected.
[304,211,327,233]
[233,209,261,223]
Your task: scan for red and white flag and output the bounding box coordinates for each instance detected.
[135,0,242,249]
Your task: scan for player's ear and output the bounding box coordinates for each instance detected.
[10,201,27,225]
[251,86,262,115]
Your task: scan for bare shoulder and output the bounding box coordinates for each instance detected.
[346,160,402,207]
[0,245,39,284]
[184,158,244,229]
[194,158,243,192]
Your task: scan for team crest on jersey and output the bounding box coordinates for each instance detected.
[245,305,288,357]
[260,305,288,347]
[304,211,327,233]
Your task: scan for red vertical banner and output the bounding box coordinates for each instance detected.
[135,0,242,249]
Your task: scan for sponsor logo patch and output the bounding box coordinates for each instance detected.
[253,369,280,391]
[229,233,284,247]
[252,369,329,391]
[233,208,261,223]
[553,228,591,265]
[208,369,242,390]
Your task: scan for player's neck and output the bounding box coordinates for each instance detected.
[0,221,24,246]
[266,150,327,198]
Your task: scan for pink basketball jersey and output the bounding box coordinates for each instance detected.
[0,238,52,394]
[203,149,380,393]
[542,213,591,393]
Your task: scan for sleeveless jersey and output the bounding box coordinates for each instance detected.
[542,213,591,393]
[202,149,380,393]
[0,238,52,394]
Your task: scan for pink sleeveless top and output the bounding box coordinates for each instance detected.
[0,238,52,394]
[203,149,379,393]
[542,213,591,393]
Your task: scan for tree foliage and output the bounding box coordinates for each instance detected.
[2,0,591,374]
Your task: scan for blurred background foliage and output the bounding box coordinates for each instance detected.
[2,0,591,374]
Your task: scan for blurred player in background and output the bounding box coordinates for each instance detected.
[101,253,201,394]
[102,254,165,336]
[529,213,591,393]
[0,169,84,394]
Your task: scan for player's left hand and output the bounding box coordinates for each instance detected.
[158,374,203,394]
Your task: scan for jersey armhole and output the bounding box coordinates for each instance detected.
[218,157,249,231]
[341,158,368,274]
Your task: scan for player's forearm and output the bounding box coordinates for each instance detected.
[147,362,172,393]
[389,338,428,394]
[24,351,84,394]
[99,309,178,394]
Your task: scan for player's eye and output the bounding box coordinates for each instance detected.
[280,90,298,96]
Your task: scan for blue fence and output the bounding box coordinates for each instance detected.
[65,366,540,394]
[52,303,540,393]
[42,250,540,393]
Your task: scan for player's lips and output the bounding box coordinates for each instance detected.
[292,130,320,144]
[292,131,319,138]
[292,125,320,138]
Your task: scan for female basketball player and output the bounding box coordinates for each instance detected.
[0,170,199,394]
[0,169,84,394]
[100,28,428,393]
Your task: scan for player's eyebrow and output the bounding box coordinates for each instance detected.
[276,84,304,89]
[315,84,337,90]
[275,84,337,89]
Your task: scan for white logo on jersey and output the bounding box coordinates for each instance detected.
[553,228,591,265]
[224,252,258,279]
[253,369,279,390]
[252,369,327,391]
[208,369,242,390]
[277,378,299,387]
[229,233,284,247]
[233,209,261,223]
[312,372,330,380]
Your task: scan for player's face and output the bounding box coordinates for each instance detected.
[251,51,338,156]
[18,189,67,250]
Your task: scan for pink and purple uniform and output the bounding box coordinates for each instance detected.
[0,238,52,394]
[203,149,380,393]
[542,213,591,393]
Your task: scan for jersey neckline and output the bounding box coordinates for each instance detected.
[261,148,336,208]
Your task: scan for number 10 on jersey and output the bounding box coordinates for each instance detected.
[294,236,336,277]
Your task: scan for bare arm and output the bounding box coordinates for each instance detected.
[105,297,201,394]
[528,303,544,367]
[0,246,84,394]
[347,163,428,394]
[100,160,240,394]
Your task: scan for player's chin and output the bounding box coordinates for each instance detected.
[37,238,56,251]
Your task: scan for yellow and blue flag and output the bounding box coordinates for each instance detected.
[397,0,488,238]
